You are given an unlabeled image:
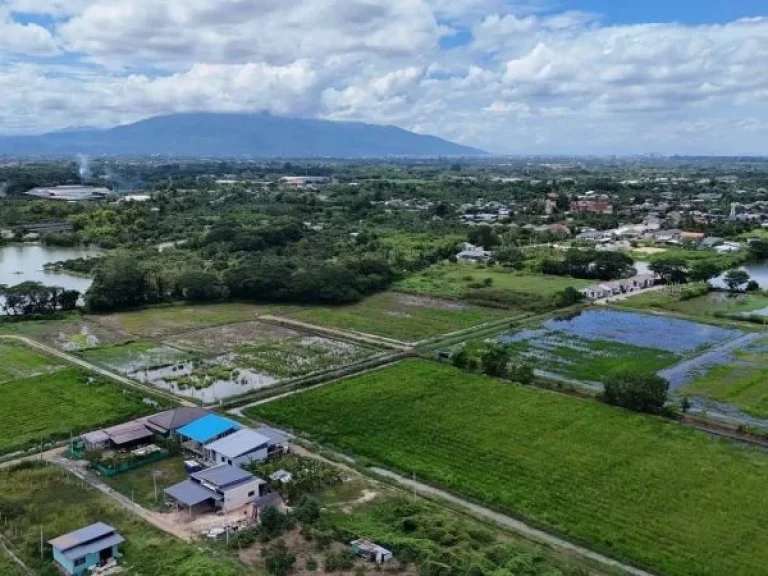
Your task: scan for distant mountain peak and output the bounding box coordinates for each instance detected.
[0,113,486,157]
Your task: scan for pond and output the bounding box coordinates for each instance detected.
[711,260,768,290]
[538,309,741,354]
[0,244,101,293]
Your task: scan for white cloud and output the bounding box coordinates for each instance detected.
[0,1,767,154]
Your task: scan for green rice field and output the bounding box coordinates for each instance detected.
[0,368,160,455]
[0,339,65,383]
[286,292,506,342]
[252,359,768,576]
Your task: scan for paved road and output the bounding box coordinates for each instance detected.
[0,334,193,407]
[371,467,655,576]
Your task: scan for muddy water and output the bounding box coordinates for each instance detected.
[129,355,277,404]
[0,243,101,291]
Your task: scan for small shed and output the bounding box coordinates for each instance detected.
[49,522,123,576]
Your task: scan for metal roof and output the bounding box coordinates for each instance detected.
[253,426,291,446]
[165,479,221,507]
[147,407,208,432]
[191,464,257,490]
[177,414,241,444]
[49,523,117,552]
[205,429,270,459]
[60,533,124,561]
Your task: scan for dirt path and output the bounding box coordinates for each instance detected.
[0,335,194,407]
[258,315,411,350]
[370,467,655,576]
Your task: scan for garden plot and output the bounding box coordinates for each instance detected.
[494,309,743,382]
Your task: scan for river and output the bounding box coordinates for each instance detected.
[0,244,101,294]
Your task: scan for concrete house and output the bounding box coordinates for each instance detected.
[204,429,271,467]
[49,523,123,576]
[165,464,267,513]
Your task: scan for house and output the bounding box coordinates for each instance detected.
[570,199,613,215]
[176,414,241,455]
[165,464,268,513]
[350,539,393,564]
[204,429,271,467]
[253,426,291,458]
[146,406,209,436]
[49,523,124,576]
[82,417,154,451]
[581,274,656,300]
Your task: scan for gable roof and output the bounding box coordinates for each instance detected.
[147,407,208,432]
[206,429,270,458]
[49,522,118,551]
[177,414,241,444]
[191,464,258,490]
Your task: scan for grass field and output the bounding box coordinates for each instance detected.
[681,338,768,418]
[0,463,249,576]
[622,287,768,319]
[0,339,65,383]
[397,263,593,299]
[0,368,160,455]
[286,292,506,342]
[103,455,189,509]
[252,359,768,576]
[88,302,278,337]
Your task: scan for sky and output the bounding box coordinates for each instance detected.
[0,0,766,155]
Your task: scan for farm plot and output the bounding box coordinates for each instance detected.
[492,329,679,381]
[0,368,159,455]
[80,340,197,373]
[252,359,768,576]
[0,339,65,383]
[124,322,375,402]
[0,316,132,351]
[88,302,276,338]
[0,464,250,576]
[285,292,506,342]
[676,335,768,419]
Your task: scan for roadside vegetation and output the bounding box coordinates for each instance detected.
[252,359,768,576]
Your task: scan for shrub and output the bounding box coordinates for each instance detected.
[305,556,318,572]
[325,551,356,572]
[263,540,296,576]
[603,371,669,414]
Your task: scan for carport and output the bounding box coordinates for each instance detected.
[164,479,221,516]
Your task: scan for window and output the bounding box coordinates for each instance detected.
[247,491,255,497]
[74,557,86,567]
[228,459,233,465]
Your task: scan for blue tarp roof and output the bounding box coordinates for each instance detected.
[177,414,241,444]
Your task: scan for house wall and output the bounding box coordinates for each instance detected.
[206,445,268,467]
[221,479,264,512]
[53,544,119,576]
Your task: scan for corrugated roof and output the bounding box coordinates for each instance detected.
[147,407,208,432]
[110,426,154,446]
[49,523,117,551]
[205,429,270,458]
[191,464,256,489]
[165,479,221,507]
[177,414,241,444]
[60,533,124,561]
[253,426,290,446]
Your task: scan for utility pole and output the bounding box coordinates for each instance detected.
[153,472,158,502]
[39,526,43,561]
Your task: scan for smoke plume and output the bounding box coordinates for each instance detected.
[77,154,91,184]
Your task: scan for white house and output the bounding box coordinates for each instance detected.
[456,242,492,263]
[581,274,656,300]
[165,464,268,513]
[204,429,271,467]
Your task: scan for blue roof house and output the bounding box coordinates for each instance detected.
[49,523,123,576]
[176,414,241,455]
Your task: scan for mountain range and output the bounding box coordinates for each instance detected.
[0,113,485,157]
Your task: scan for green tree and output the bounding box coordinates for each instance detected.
[451,348,470,370]
[481,344,511,378]
[603,371,669,414]
[260,505,289,539]
[723,269,750,292]
[749,239,768,260]
[649,257,688,284]
[263,540,296,576]
[508,361,535,385]
[494,246,525,269]
[688,261,722,282]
